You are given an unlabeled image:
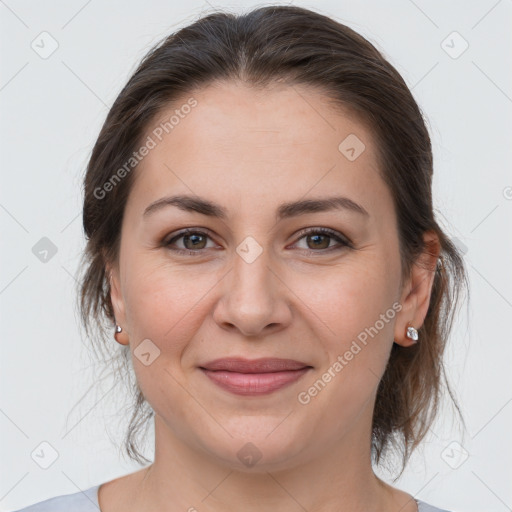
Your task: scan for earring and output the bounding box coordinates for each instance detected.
[114,323,124,343]
[406,325,419,342]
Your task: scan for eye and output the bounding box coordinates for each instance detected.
[163,228,218,255]
[291,227,352,253]
[163,227,352,256]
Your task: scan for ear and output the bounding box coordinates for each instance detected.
[394,230,441,347]
[106,264,130,346]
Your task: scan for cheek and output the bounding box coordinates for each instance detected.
[294,269,397,429]
[123,262,215,356]
[299,265,396,346]
[121,265,213,419]
[294,263,399,413]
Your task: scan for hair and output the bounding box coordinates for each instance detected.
[77,5,469,477]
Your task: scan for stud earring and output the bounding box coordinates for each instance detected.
[114,322,125,344]
[406,325,419,342]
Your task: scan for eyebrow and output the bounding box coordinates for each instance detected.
[143,194,369,220]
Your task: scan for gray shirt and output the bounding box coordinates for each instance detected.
[12,484,453,511]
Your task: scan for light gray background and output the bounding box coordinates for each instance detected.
[1,1,511,511]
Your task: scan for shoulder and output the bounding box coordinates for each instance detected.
[11,484,100,512]
[417,498,454,512]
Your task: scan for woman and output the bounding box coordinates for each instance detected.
[15,5,468,512]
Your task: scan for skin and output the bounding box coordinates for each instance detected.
[101,80,440,512]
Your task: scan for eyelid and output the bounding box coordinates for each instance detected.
[163,227,220,252]
[291,226,352,247]
[165,227,216,241]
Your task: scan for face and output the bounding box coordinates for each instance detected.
[108,80,422,471]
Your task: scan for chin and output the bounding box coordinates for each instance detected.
[199,424,311,473]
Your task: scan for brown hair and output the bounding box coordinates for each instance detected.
[77,5,469,477]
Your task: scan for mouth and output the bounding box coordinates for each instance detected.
[199,357,313,396]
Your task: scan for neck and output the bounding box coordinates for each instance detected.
[126,413,407,512]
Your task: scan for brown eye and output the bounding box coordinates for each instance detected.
[164,229,216,254]
[293,227,351,253]
[181,233,208,250]
[305,233,331,250]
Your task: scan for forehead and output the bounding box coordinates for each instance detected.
[125,81,392,222]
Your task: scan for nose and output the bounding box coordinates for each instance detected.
[212,243,292,338]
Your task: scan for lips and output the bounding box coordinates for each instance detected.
[199,357,310,373]
[199,357,312,396]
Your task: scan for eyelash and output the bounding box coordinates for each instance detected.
[163,227,352,256]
